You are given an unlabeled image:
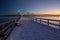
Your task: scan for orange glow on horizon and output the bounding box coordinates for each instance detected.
[33,11,60,15]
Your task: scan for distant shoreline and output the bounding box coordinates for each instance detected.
[0,15,60,17]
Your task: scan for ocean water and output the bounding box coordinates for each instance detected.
[35,16,60,20]
[0,16,17,22]
[33,16,60,29]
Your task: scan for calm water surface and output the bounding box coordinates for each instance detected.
[35,16,60,20]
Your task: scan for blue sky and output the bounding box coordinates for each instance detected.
[0,0,60,15]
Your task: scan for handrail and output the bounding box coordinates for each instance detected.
[31,17,60,21]
[0,21,10,26]
[40,18,60,22]
[0,22,12,33]
[31,17,60,29]
[0,15,21,40]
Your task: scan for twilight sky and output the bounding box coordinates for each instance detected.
[0,0,60,15]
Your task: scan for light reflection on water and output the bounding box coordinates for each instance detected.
[35,16,60,20]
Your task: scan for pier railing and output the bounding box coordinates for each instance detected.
[31,17,60,30]
[0,15,21,40]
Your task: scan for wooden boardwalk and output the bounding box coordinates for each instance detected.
[7,17,60,40]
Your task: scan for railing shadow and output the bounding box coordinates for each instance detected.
[31,16,60,34]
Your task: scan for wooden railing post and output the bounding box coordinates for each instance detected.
[59,21,60,29]
[32,17,33,20]
[40,18,41,24]
[58,21,60,33]
[35,18,37,21]
[12,20,14,27]
[59,21,60,34]
[48,19,49,26]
